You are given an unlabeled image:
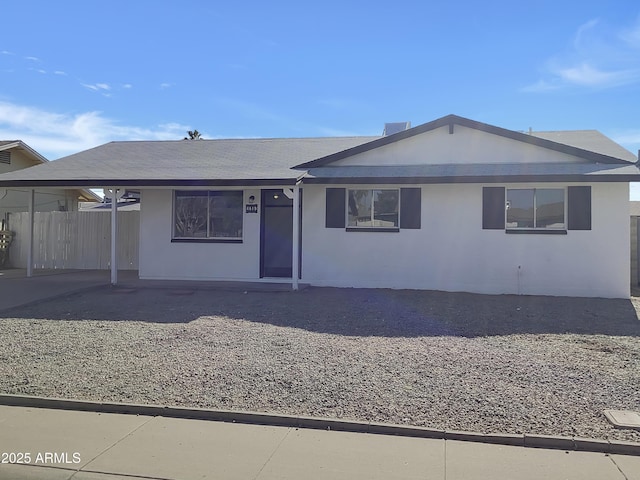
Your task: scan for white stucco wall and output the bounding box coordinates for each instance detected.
[301,183,630,298]
[138,188,264,281]
[331,125,591,166]
[138,183,630,297]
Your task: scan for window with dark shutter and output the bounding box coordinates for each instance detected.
[482,185,592,233]
[482,187,505,229]
[506,188,565,231]
[400,188,421,229]
[325,188,346,228]
[347,189,398,229]
[326,187,421,231]
[567,186,591,230]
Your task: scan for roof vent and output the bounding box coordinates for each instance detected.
[383,122,411,136]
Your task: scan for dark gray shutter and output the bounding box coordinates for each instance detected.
[400,188,421,229]
[568,186,591,230]
[482,187,505,229]
[325,188,345,228]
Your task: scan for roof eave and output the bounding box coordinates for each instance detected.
[301,174,640,184]
[0,140,49,164]
[0,178,300,188]
[79,189,103,202]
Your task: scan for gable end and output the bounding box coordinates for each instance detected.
[294,115,633,169]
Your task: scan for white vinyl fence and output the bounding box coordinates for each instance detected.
[8,211,139,270]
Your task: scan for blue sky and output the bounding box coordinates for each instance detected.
[2,1,640,194]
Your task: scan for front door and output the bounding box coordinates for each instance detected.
[260,189,293,277]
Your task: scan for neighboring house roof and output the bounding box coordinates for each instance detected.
[0,140,49,164]
[0,140,101,201]
[0,115,637,188]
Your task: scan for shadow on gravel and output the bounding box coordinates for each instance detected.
[1,286,640,338]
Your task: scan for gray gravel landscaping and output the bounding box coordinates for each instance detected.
[1,286,639,443]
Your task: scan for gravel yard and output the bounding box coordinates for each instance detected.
[1,286,639,442]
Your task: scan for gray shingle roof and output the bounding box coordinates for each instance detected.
[530,130,637,163]
[0,114,638,187]
[0,137,380,186]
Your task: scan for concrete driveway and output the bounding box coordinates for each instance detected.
[0,269,138,311]
[0,268,298,312]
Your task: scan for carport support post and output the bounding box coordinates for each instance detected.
[110,188,118,285]
[27,189,34,277]
[292,184,300,291]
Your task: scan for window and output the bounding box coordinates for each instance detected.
[506,188,565,230]
[326,187,421,230]
[348,189,399,229]
[482,186,590,232]
[173,190,243,241]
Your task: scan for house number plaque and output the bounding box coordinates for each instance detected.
[246,204,258,213]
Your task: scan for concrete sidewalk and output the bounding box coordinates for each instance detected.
[0,405,638,480]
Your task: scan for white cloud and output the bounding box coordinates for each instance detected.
[54,70,67,76]
[520,79,561,93]
[524,17,640,91]
[24,56,40,62]
[555,62,639,87]
[81,83,114,97]
[620,17,640,48]
[1,50,14,55]
[82,83,111,92]
[0,101,190,159]
[159,82,173,89]
[573,19,599,49]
